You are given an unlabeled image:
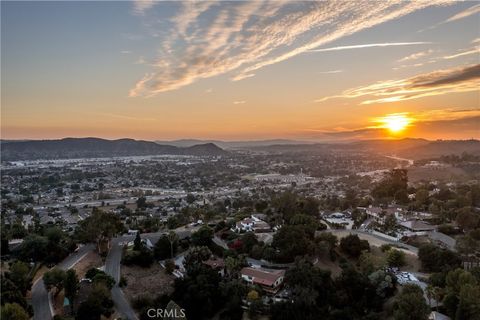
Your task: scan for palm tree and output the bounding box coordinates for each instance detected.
[167,231,178,259]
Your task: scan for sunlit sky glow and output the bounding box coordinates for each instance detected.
[1,1,479,141]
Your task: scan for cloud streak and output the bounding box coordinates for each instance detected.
[129,1,455,97]
[309,42,432,53]
[316,64,480,104]
[420,4,480,31]
[398,49,434,62]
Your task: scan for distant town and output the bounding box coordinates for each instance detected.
[1,138,479,320]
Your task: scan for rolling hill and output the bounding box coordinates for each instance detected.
[1,138,228,161]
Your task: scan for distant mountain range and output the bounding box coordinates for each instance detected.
[1,138,228,161]
[1,137,478,161]
[155,139,313,149]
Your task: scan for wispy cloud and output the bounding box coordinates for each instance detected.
[319,70,343,74]
[443,47,480,60]
[443,4,480,23]
[420,4,480,31]
[309,42,432,53]
[233,101,246,105]
[398,49,434,62]
[316,64,480,104]
[129,1,455,97]
[133,0,156,15]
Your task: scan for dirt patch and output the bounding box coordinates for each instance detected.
[121,262,175,302]
[73,251,103,278]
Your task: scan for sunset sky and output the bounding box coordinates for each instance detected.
[1,1,479,141]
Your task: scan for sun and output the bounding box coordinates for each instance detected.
[377,113,412,134]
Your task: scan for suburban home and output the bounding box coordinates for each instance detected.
[400,220,435,235]
[232,215,271,233]
[240,267,285,294]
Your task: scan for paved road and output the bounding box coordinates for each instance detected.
[105,236,138,320]
[105,227,197,320]
[32,244,94,320]
[316,229,418,255]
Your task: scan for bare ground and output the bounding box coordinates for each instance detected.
[73,251,104,278]
[121,262,175,302]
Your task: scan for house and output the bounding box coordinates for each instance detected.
[400,220,435,233]
[366,206,404,223]
[232,215,271,233]
[240,267,285,294]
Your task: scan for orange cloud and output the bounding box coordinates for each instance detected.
[316,64,480,104]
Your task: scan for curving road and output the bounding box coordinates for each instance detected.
[32,244,94,320]
[105,228,196,320]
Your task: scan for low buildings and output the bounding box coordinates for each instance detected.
[240,267,285,294]
[400,220,436,234]
[232,215,271,233]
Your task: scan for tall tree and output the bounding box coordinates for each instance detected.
[64,269,79,307]
[393,284,429,320]
[76,208,123,253]
[43,268,66,296]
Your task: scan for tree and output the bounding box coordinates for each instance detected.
[184,246,212,270]
[393,284,429,320]
[456,283,480,320]
[1,277,29,310]
[372,169,408,203]
[76,283,113,320]
[240,232,258,254]
[224,255,246,278]
[64,269,79,307]
[191,226,213,247]
[18,234,48,262]
[154,234,178,260]
[133,232,142,251]
[1,303,29,320]
[418,244,461,272]
[368,270,395,298]
[136,196,147,209]
[76,208,123,253]
[43,268,66,295]
[247,290,259,301]
[271,225,314,262]
[171,263,223,319]
[387,249,406,268]
[358,251,386,275]
[7,261,31,295]
[167,231,179,259]
[456,209,479,231]
[340,234,370,258]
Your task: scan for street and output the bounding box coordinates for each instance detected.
[32,244,94,320]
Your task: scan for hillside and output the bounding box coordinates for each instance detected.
[1,138,228,161]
